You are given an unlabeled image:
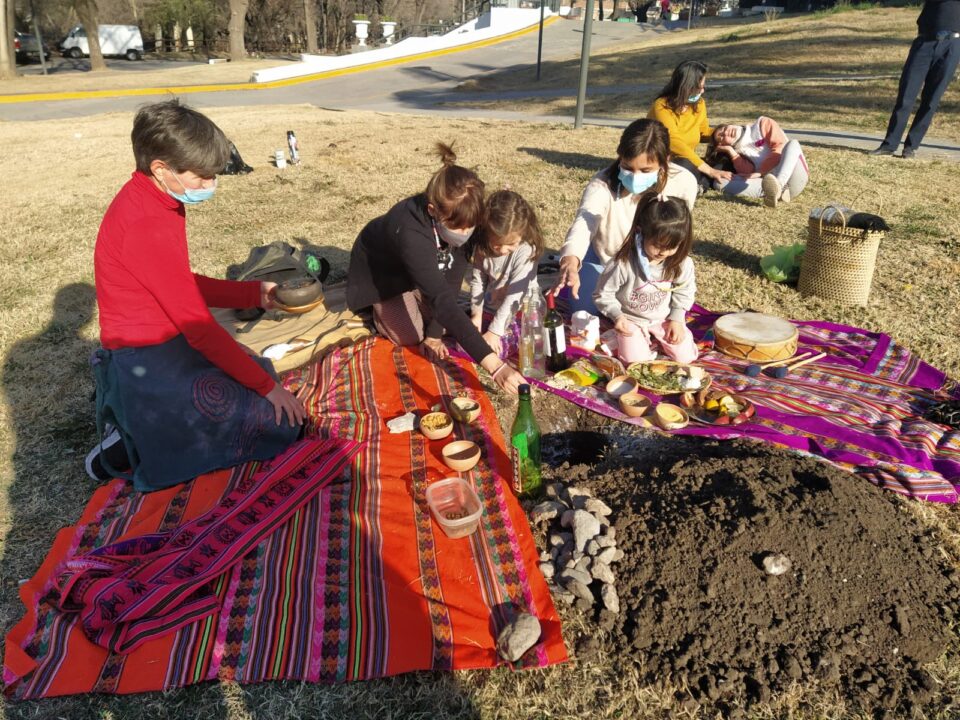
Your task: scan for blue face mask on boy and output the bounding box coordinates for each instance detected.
[618,166,658,195]
[162,169,217,205]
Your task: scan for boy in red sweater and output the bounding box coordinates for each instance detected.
[88,99,303,491]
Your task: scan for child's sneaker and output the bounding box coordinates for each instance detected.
[85,427,130,482]
[761,174,782,208]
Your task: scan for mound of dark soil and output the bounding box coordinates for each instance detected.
[560,437,960,718]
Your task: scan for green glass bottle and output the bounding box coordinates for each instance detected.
[510,384,542,499]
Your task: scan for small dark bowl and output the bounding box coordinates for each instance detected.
[274,277,323,307]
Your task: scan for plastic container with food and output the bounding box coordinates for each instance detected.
[425,477,483,539]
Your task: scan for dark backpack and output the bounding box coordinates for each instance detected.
[226,240,330,285]
[223,141,254,175]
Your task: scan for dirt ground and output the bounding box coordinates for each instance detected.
[492,385,960,719]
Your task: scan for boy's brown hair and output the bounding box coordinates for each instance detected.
[132,99,231,178]
[477,190,544,260]
[425,142,485,229]
[614,193,693,283]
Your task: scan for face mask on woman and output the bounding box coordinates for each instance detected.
[435,219,475,248]
[618,166,658,195]
[687,92,702,105]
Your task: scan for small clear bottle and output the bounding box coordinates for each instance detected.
[519,283,545,379]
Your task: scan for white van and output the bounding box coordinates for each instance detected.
[60,25,144,61]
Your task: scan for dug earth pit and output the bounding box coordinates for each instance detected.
[567,435,960,716]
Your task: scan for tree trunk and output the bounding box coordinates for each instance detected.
[4,0,15,73]
[303,0,318,54]
[75,0,107,71]
[0,0,14,80]
[228,0,249,62]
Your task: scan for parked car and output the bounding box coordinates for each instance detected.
[13,30,51,64]
[59,24,144,61]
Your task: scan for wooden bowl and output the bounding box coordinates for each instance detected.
[654,403,689,430]
[449,397,481,424]
[441,440,481,472]
[274,277,323,307]
[619,392,651,418]
[606,374,639,398]
[419,411,453,440]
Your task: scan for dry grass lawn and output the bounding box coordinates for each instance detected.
[1,102,960,719]
[455,6,960,142]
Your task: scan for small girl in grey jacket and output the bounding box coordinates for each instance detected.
[593,193,698,364]
[470,190,544,358]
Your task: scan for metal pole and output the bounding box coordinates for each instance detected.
[686,0,693,30]
[574,0,595,128]
[536,0,545,81]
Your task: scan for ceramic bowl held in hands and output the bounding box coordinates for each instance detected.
[274,277,323,308]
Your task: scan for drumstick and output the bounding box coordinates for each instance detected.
[771,352,827,378]
[744,352,812,377]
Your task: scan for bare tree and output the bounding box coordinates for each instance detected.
[74,0,107,70]
[304,0,318,53]
[0,0,14,79]
[4,0,14,72]
[228,0,248,60]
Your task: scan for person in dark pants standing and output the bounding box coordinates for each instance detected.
[871,0,960,159]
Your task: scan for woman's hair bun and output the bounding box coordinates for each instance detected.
[435,141,458,167]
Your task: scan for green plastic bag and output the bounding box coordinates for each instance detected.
[760,243,805,284]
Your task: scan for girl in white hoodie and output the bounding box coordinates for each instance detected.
[593,193,698,364]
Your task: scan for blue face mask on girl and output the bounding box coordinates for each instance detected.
[618,166,658,195]
[687,92,703,104]
[162,169,217,205]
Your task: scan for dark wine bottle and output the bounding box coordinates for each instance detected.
[543,292,569,373]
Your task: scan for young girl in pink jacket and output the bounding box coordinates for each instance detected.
[709,116,809,208]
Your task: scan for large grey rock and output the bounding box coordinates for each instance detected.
[559,568,592,586]
[538,561,554,580]
[601,584,621,614]
[572,510,601,552]
[597,547,618,565]
[591,561,616,585]
[564,578,594,602]
[530,501,567,523]
[496,613,542,662]
[585,497,613,517]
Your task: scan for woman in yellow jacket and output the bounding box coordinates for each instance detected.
[649,60,732,193]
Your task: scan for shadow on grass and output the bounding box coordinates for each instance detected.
[518,146,609,173]
[695,237,763,277]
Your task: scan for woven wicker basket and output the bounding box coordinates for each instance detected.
[799,205,885,306]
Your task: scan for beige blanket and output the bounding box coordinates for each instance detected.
[213,283,371,373]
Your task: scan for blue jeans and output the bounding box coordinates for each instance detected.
[565,244,604,316]
[881,36,960,151]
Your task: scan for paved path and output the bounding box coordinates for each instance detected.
[3,19,958,160]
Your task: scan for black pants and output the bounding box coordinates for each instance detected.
[880,35,960,152]
[672,156,713,194]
